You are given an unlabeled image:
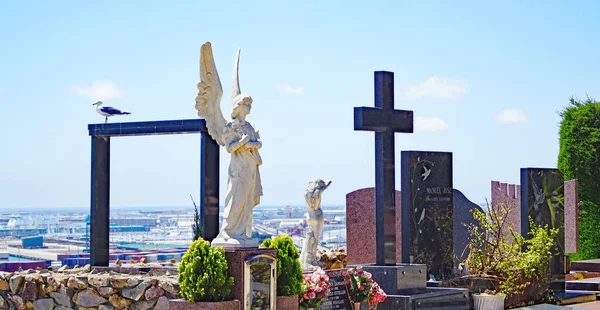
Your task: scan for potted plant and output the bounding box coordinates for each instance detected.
[251,290,266,310]
[260,235,303,310]
[463,203,558,310]
[299,267,330,310]
[342,266,386,309]
[173,237,237,309]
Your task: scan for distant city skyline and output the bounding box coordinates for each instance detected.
[2,1,599,208]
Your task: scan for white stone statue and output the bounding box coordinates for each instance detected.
[195,42,263,248]
[299,179,331,270]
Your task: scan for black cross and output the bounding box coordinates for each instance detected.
[354,71,413,266]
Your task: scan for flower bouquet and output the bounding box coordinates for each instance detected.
[251,290,266,310]
[299,267,331,310]
[343,266,387,309]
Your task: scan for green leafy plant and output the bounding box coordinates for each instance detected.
[464,202,558,297]
[190,195,203,241]
[260,234,303,296]
[178,237,234,302]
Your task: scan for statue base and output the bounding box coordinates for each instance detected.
[211,237,259,248]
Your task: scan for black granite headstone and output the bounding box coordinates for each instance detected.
[521,168,565,274]
[316,269,352,310]
[453,189,483,265]
[401,151,453,279]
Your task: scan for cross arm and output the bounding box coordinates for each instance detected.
[354,107,414,133]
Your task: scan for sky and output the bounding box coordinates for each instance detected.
[1,1,600,210]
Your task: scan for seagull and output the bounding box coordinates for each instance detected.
[92,101,131,123]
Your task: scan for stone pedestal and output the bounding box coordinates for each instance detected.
[276,295,298,310]
[169,299,240,310]
[224,247,277,310]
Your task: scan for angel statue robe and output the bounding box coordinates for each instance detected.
[216,119,263,242]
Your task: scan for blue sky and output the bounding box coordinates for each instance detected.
[1,1,599,209]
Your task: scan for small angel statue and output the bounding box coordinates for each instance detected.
[195,42,263,248]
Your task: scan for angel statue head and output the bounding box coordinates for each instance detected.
[230,49,253,120]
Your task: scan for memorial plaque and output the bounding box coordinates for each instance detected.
[316,269,352,310]
[244,254,277,310]
[401,151,453,280]
[521,168,565,274]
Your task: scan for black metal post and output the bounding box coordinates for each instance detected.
[201,131,220,242]
[90,136,110,266]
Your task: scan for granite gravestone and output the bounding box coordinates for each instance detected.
[564,179,579,254]
[453,189,483,265]
[316,269,352,310]
[401,151,453,279]
[345,188,402,265]
[521,168,565,274]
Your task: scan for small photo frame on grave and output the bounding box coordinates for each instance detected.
[244,254,277,310]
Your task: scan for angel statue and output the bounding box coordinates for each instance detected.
[195,42,263,248]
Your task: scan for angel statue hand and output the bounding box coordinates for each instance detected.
[239,134,250,145]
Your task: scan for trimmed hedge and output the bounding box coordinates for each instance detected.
[260,234,303,296]
[558,97,600,205]
[178,238,234,302]
[559,97,600,260]
[568,201,600,261]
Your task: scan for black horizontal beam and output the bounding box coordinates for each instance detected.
[88,119,207,137]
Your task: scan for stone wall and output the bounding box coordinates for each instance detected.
[491,181,521,234]
[0,265,180,310]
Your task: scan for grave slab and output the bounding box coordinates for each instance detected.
[453,189,483,264]
[521,168,566,274]
[401,151,453,279]
[565,179,579,254]
[566,277,600,292]
[346,188,401,265]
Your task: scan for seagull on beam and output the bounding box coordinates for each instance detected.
[92,101,131,123]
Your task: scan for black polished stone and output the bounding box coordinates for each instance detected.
[521,168,565,274]
[90,136,110,267]
[453,189,483,265]
[354,71,414,266]
[401,151,453,279]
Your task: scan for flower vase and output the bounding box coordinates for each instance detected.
[353,302,361,310]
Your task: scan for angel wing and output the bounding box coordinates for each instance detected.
[195,42,227,146]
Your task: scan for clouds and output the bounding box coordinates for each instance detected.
[275,83,304,95]
[398,76,467,101]
[71,81,125,100]
[415,116,448,132]
[496,108,528,124]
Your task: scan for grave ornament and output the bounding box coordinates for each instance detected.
[195,42,263,248]
[300,179,332,270]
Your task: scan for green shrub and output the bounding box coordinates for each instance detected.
[465,203,558,297]
[260,235,303,296]
[568,201,600,261]
[558,97,600,259]
[178,238,234,302]
[558,97,600,205]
